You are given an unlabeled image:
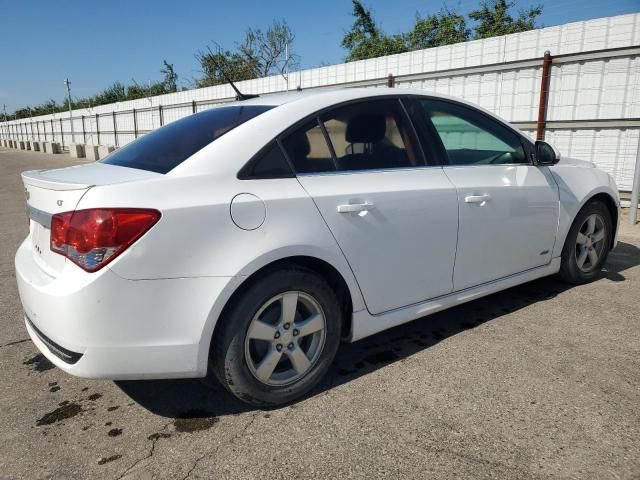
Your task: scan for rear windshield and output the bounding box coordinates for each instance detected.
[101,105,273,173]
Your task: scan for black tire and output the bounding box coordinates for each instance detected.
[559,200,612,284]
[210,267,342,407]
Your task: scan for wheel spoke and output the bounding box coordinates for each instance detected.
[247,320,278,341]
[280,292,299,326]
[576,232,588,245]
[296,313,324,337]
[286,346,311,374]
[588,249,599,266]
[586,215,596,235]
[592,229,605,243]
[577,248,589,269]
[255,347,283,382]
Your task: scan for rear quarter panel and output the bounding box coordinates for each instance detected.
[75,174,365,311]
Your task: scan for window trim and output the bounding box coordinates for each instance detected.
[406,96,534,168]
[238,94,434,179]
[236,93,536,179]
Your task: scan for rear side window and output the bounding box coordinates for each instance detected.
[280,98,422,174]
[281,120,336,173]
[101,105,273,174]
[238,143,294,179]
[321,99,421,171]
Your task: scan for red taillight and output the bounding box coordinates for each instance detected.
[50,208,161,272]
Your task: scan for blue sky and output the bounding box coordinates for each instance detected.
[1,0,638,112]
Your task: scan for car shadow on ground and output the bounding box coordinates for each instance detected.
[116,241,640,418]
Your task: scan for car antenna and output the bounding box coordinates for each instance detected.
[214,56,259,101]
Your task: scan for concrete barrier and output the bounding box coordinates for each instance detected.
[69,143,85,159]
[30,141,40,152]
[85,145,99,161]
[9,140,14,148]
[25,141,31,151]
[42,142,61,153]
[19,141,26,150]
[97,145,115,159]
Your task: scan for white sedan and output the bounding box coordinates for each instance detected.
[15,88,620,406]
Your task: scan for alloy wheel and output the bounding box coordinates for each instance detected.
[575,213,607,273]
[244,291,326,386]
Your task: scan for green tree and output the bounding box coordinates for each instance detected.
[9,59,182,119]
[341,0,542,61]
[196,19,299,87]
[196,47,258,87]
[92,82,127,104]
[341,0,406,61]
[161,60,178,93]
[469,0,542,39]
[406,8,470,50]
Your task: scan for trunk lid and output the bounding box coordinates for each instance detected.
[22,163,161,277]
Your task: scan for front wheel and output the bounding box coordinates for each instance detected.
[559,200,612,284]
[210,268,342,407]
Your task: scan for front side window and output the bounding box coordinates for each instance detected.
[102,105,272,174]
[415,99,527,166]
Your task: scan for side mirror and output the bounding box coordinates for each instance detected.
[535,140,560,166]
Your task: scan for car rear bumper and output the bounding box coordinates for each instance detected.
[15,238,233,380]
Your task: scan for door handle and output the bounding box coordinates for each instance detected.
[464,194,491,206]
[337,202,375,213]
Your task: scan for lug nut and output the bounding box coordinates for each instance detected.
[287,343,294,350]
[293,329,299,336]
[283,323,290,330]
[276,344,283,352]
[274,331,281,339]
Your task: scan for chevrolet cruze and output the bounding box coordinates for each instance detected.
[16,88,620,406]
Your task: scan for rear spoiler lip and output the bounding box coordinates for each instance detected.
[21,170,93,191]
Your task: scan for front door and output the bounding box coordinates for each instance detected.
[408,98,559,291]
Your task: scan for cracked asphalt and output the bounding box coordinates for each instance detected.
[1,146,639,479]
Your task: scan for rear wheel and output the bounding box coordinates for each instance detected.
[559,200,612,284]
[210,268,342,407]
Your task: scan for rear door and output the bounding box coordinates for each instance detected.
[407,98,559,291]
[284,98,459,315]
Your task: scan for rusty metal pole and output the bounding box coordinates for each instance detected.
[536,51,552,142]
[629,138,640,225]
[112,111,118,147]
[133,109,138,138]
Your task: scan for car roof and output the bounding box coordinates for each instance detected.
[223,87,517,131]
[225,87,445,107]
